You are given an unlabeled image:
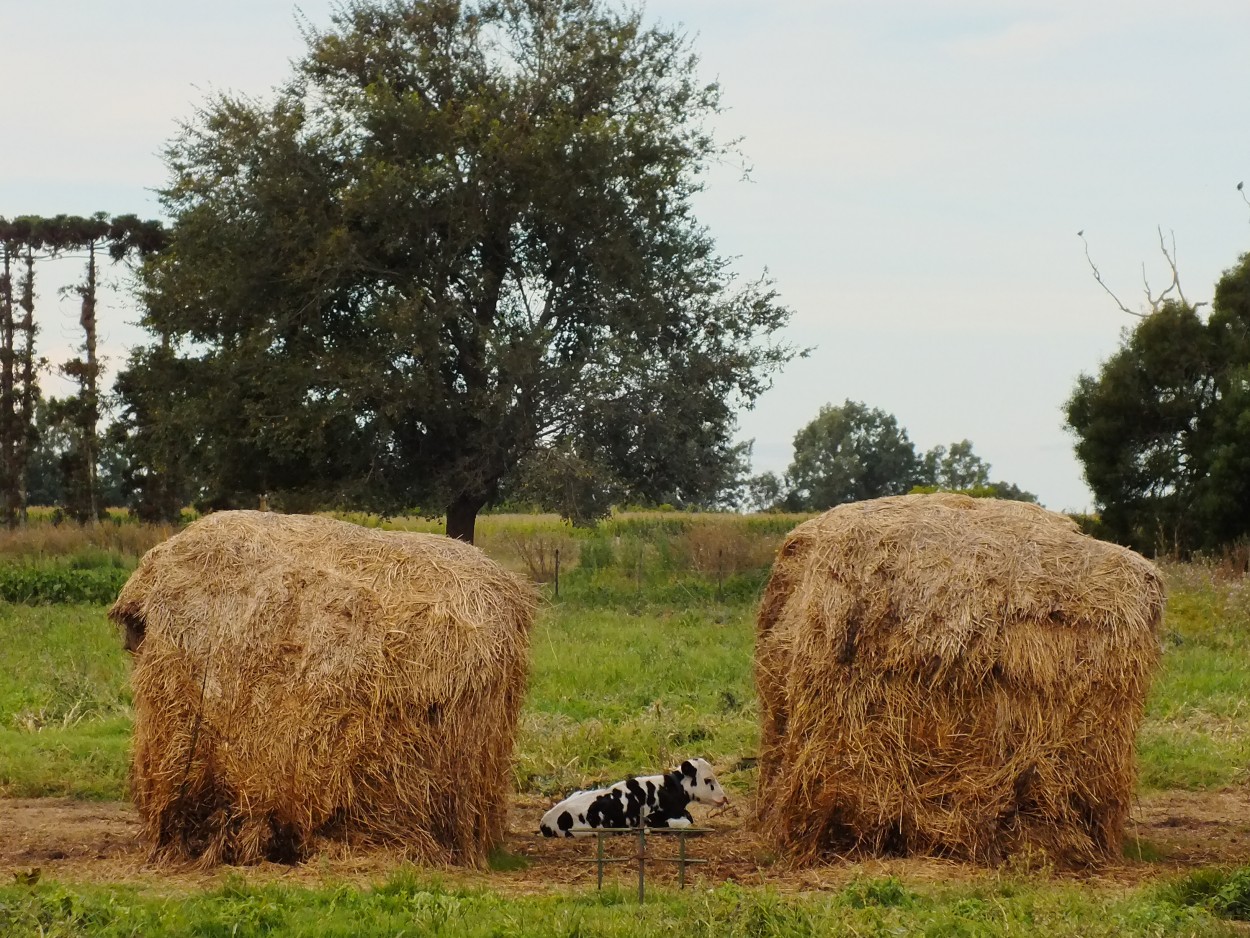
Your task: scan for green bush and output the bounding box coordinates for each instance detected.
[1213,869,1250,920]
[840,876,917,909]
[1158,866,1250,921]
[0,564,130,605]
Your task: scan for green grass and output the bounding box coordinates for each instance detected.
[516,605,758,795]
[1157,866,1250,921]
[0,604,132,723]
[2,558,1250,800]
[1139,565,1250,790]
[1,532,1250,936]
[0,871,1242,938]
[0,715,131,799]
[0,604,133,798]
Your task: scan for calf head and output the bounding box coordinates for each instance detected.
[675,758,728,807]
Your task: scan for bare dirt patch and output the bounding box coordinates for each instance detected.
[3,788,1248,893]
[1128,788,1250,867]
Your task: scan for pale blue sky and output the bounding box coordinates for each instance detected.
[5,0,1249,510]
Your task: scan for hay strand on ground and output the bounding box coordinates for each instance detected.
[110,510,537,867]
[755,493,1164,867]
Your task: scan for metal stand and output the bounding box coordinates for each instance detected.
[573,827,712,903]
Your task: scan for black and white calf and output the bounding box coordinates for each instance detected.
[539,758,728,837]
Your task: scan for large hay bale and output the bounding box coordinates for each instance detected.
[109,511,536,867]
[755,494,1163,866]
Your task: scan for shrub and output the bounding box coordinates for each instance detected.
[677,522,780,576]
[503,531,571,582]
[1158,866,1250,921]
[840,876,916,909]
[0,564,131,605]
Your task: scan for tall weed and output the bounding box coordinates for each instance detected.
[0,520,173,561]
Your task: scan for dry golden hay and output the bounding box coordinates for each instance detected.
[754,493,1164,868]
[109,510,537,868]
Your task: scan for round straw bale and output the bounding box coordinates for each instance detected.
[109,511,537,867]
[755,493,1164,867]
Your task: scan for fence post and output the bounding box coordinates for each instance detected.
[596,829,604,889]
[716,548,724,603]
[637,826,646,903]
[554,548,560,598]
[678,831,687,888]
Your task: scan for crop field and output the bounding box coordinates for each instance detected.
[1,513,1249,936]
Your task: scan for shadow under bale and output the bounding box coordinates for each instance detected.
[110,511,536,867]
[755,494,1164,867]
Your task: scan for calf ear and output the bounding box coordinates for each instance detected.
[680,760,697,781]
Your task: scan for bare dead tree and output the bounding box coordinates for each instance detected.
[1079,226,1197,318]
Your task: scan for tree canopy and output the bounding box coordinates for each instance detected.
[750,401,1036,512]
[117,0,795,539]
[922,440,990,491]
[1066,251,1250,554]
[784,401,922,509]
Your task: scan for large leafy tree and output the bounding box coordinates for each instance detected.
[1066,251,1250,554]
[921,439,990,490]
[119,0,794,540]
[784,400,922,510]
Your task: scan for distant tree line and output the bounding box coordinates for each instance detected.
[745,400,1037,513]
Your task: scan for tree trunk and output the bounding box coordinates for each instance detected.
[75,241,100,526]
[445,493,486,544]
[0,245,14,528]
[16,246,36,525]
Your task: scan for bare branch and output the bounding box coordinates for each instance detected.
[1149,226,1187,308]
[1079,230,1144,319]
[1081,227,1196,319]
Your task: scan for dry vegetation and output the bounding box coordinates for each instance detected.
[0,514,173,561]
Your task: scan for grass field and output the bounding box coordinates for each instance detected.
[1,513,1249,935]
[3,555,1247,801]
[0,869,1245,938]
